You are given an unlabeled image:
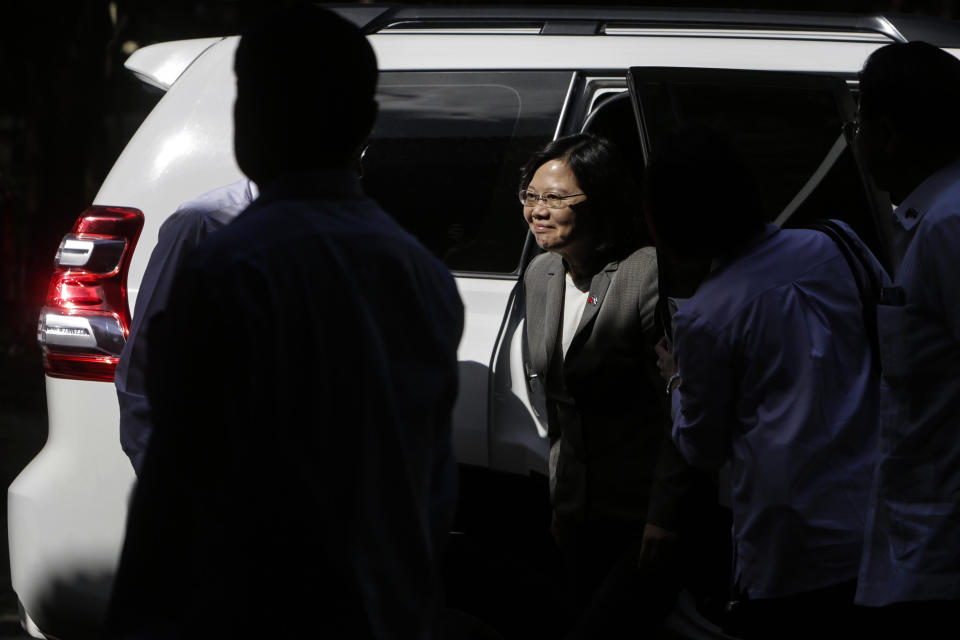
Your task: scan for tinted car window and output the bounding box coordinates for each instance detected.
[363,71,572,274]
[631,70,884,262]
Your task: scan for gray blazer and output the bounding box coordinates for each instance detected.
[523,246,688,540]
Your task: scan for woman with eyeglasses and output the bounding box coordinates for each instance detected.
[519,133,690,637]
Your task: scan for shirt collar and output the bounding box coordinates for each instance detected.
[894,159,960,232]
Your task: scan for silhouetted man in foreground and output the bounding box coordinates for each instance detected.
[855,42,960,637]
[103,6,464,639]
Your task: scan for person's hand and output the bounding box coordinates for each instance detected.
[655,336,678,382]
[637,522,678,571]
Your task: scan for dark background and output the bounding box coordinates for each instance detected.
[0,0,957,635]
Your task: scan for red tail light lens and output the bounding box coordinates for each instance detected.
[37,206,144,381]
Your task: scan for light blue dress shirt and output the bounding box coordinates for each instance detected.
[115,179,256,473]
[670,223,885,599]
[857,161,960,606]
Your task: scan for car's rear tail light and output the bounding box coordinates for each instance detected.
[38,206,144,382]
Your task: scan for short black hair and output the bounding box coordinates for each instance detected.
[644,126,765,260]
[520,133,642,257]
[233,4,378,183]
[859,41,960,152]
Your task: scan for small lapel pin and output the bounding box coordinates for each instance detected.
[587,296,599,306]
[905,208,919,219]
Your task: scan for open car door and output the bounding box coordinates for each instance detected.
[626,67,893,335]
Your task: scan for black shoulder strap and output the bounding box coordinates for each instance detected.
[806,219,881,371]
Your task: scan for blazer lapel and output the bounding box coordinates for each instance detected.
[569,260,619,353]
[542,258,565,371]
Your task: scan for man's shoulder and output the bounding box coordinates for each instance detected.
[161,179,253,237]
[910,198,960,274]
[897,162,960,230]
[740,226,842,279]
[177,179,254,215]
[685,230,825,320]
[173,198,284,278]
[924,181,960,227]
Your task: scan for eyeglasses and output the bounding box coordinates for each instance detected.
[519,189,586,208]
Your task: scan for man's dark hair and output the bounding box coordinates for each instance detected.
[520,133,643,257]
[860,41,960,155]
[233,5,378,185]
[644,126,765,260]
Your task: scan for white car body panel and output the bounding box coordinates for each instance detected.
[451,277,516,468]
[8,378,134,636]
[123,37,224,91]
[110,38,244,298]
[369,33,882,72]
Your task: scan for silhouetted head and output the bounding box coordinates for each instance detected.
[233,5,378,187]
[857,41,960,203]
[519,133,642,265]
[644,126,765,261]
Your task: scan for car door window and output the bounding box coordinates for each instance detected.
[364,71,572,275]
[627,67,892,276]
[625,66,894,339]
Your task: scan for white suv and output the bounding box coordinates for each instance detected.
[12,5,959,638]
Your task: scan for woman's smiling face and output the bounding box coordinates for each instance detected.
[522,159,591,258]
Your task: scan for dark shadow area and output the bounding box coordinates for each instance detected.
[27,571,115,640]
[1,1,958,637]
[0,1,285,627]
[0,624,30,640]
[444,464,562,640]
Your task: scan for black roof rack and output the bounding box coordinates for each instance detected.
[326,4,960,48]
